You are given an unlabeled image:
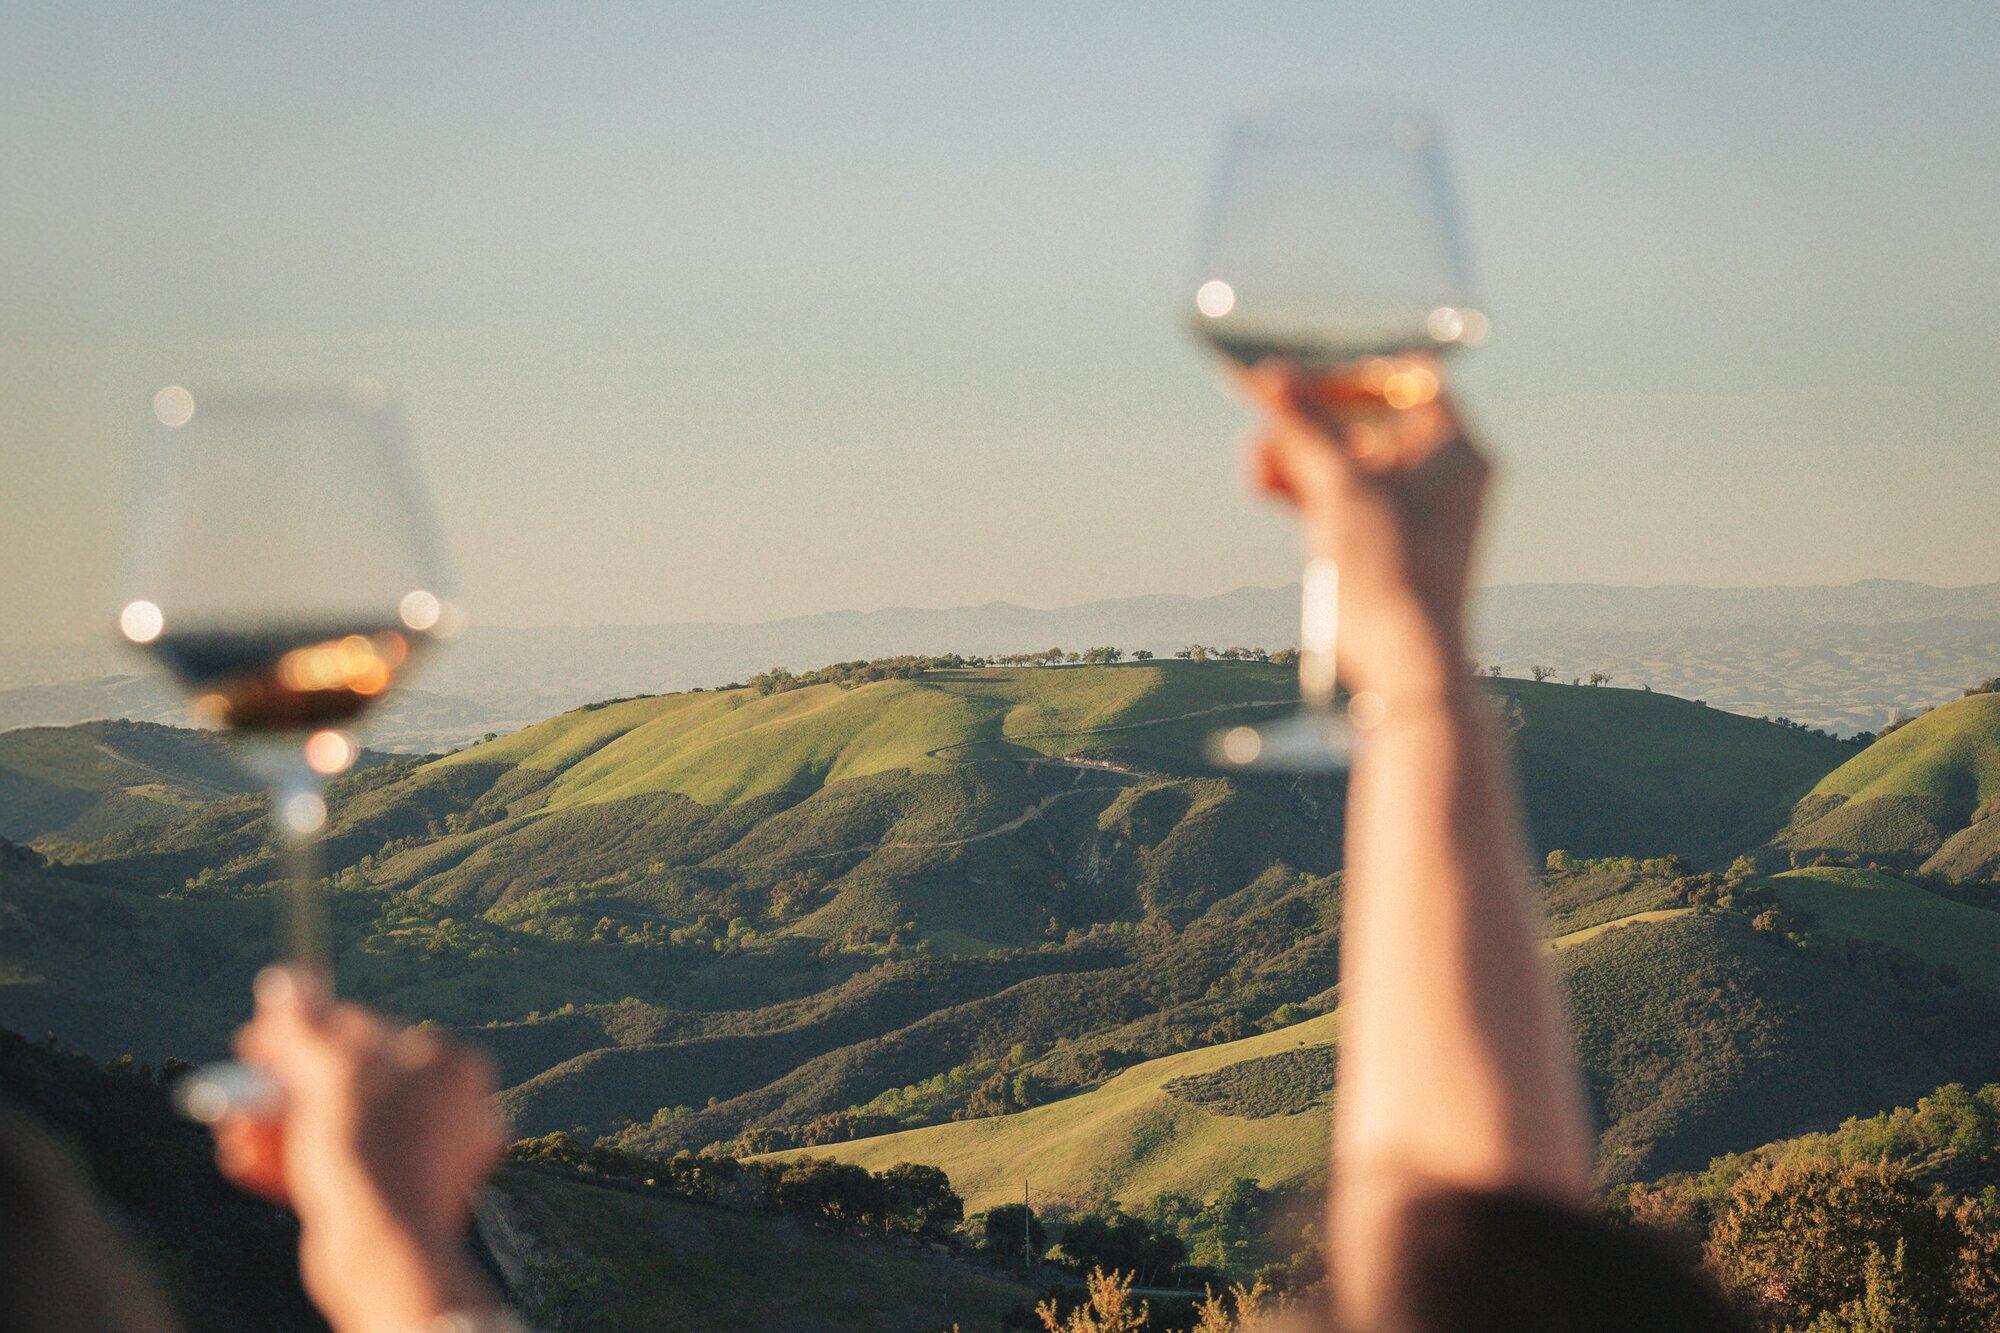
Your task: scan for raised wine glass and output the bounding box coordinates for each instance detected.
[1189,101,1484,772]
[116,382,455,1120]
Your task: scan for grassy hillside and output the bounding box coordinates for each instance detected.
[1496,679,1849,859]
[1765,866,2000,987]
[490,1165,1032,1331]
[28,667,1859,1171]
[0,719,254,842]
[1771,692,2000,879]
[0,840,266,1057]
[431,665,1291,808]
[767,1009,1345,1213]
[782,908,2000,1202]
[67,668,1848,927]
[1561,910,2000,1183]
[422,666,1846,860]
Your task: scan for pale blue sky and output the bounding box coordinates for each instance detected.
[4,1,1996,639]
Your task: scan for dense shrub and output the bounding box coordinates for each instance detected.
[1616,1081,2000,1331]
[1161,1046,1336,1119]
[1050,1209,1189,1287]
[509,1134,964,1240]
[969,1201,1048,1262]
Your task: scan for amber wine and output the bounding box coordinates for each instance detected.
[144,623,427,732]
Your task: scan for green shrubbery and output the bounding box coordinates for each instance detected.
[1616,1082,2000,1330]
[1161,1045,1336,1119]
[510,1132,963,1239]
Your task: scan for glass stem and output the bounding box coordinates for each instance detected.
[270,767,332,984]
[1299,555,1340,712]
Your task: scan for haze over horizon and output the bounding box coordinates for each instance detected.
[4,1,1995,644]
[4,574,1997,646]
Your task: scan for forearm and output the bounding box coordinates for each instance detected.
[294,1154,502,1332]
[1330,652,1594,1300]
[300,1204,500,1333]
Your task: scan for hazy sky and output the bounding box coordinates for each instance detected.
[4,1,1996,642]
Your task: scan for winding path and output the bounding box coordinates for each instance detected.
[780,698,1300,864]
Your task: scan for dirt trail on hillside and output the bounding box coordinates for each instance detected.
[775,698,1292,865]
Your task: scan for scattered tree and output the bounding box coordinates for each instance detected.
[877,1161,963,1237]
[1053,1210,1188,1286]
[969,1201,1047,1262]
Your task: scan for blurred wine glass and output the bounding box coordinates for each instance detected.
[1188,101,1484,771]
[117,382,454,1119]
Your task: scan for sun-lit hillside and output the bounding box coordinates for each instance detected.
[1772,692,2000,878]
[12,667,2000,1331]
[435,664,1298,809]
[27,668,1871,1181]
[1810,694,2000,805]
[778,899,2000,1203]
[416,665,1845,858]
[765,1009,1344,1213]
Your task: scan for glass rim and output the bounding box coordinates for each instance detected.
[145,381,401,422]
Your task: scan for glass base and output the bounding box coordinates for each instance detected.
[174,1060,282,1124]
[1207,708,1354,773]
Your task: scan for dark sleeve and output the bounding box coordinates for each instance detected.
[1382,1188,1749,1333]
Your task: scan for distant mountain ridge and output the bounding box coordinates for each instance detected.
[1473,579,2000,633]
[5,579,1994,746]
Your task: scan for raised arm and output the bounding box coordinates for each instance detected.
[1237,363,1594,1327]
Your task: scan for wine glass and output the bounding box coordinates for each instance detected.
[1188,101,1484,772]
[115,382,455,1120]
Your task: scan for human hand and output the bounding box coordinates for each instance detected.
[1237,356,1492,701]
[211,968,508,1333]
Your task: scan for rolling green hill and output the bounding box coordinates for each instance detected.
[1770,692,2000,880]
[0,839,268,1055]
[1499,680,1851,860]
[779,906,2000,1203]
[0,719,255,843]
[434,665,1298,809]
[72,666,1850,913]
[768,1009,1346,1214]
[1764,866,2000,987]
[19,666,1863,1176]
[9,662,1994,1329]
[423,667,1849,863]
